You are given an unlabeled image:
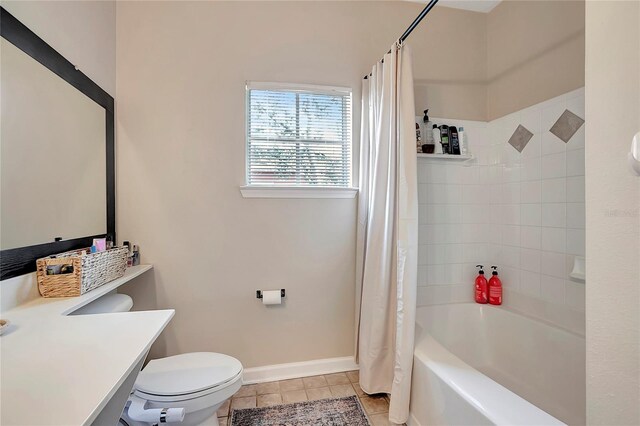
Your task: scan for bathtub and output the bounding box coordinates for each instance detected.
[409,303,585,426]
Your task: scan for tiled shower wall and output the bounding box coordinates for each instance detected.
[417,88,586,334]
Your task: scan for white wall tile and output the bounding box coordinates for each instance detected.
[541,152,567,179]
[519,107,542,135]
[521,204,542,226]
[521,134,541,159]
[541,178,567,203]
[501,182,521,204]
[521,181,542,203]
[521,226,542,249]
[520,271,542,297]
[566,176,585,202]
[520,248,541,272]
[541,203,567,228]
[503,204,521,225]
[502,225,521,247]
[541,251,568,279]
[566,125,585,151]
[541,227,566,252]
[521,156,542,181]
[566,229,585,256]
[567,203,586,229]
[566,148,585,177]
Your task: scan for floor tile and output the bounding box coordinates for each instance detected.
[351,382,366,397]
[257,393,282,408]
[231,396,256,409]
[360,394,390,414]
[234,384,257,397]
[256,381,280,395]
[216,399,230,417]
[369,413,394,426]
[279,378,304,392]
[330,384,356,397]
[346,370,360,383]
[325,372,350,386]
[282,389,308,404]
[303,375,328,389]
[306,386,332,401]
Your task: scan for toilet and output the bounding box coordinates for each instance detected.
[78,293,243,426]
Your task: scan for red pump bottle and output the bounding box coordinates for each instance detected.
[475,265,488,304]
[488,266,503,305]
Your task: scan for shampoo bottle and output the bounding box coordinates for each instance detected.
[475,265,488,304]
[488,266,503,305]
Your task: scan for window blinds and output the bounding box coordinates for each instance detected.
[247,84,352,187]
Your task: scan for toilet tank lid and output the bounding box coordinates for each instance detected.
[135,352,243,396]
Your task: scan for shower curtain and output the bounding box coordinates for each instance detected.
[355,42,418,424]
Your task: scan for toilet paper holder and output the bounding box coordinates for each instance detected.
[256,289,286,299]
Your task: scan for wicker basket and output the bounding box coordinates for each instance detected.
[36,246,128,298]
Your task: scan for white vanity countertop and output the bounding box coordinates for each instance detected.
[0,265,174,425]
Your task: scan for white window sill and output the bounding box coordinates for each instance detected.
[240,186,358,199]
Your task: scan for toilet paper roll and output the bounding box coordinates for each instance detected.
[262,290,282,305]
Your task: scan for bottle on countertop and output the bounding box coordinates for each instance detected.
[132,245,140,266]
[475,265,488,304]
[123,240,133,267]
[459,126,468,155]
[416,123,422,153]
[488,266,503,305]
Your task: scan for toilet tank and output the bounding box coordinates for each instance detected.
[71,291,133,315]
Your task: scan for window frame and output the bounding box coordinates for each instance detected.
[241,82,357,199]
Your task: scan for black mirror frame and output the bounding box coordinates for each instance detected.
[0,7,115,280]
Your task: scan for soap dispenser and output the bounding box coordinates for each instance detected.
[475,265,488,304]
[488,266,503,305]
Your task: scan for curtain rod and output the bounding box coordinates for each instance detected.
[363,0,439,79]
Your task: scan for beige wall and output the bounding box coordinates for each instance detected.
[585,1,640,424]
[486,0,585,120]
[0,0,116,96]
[115,1,487,367]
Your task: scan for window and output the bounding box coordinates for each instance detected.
[243,82,355,198]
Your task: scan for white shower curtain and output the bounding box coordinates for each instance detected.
[355,42,418,424]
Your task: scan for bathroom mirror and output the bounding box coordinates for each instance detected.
[0,7,115,280]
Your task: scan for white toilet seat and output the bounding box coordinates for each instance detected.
[134,369,242,403]
[134,352,243,397]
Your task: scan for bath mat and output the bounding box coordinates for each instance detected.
[230,395,370,426]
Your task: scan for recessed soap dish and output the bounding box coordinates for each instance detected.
[569,256,586,282]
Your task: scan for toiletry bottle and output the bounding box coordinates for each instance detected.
[475,265,488,304]
[432,124,443,154]
[123,241,133,267]
[416,123,422,153]
[423,110,434,146]
[440,125,450,154]
[132,245,140,266]
[449,126,461,155]
[488,266,503,305]
[459,126,467,155]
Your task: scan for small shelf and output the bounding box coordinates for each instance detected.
[417,153,474,161]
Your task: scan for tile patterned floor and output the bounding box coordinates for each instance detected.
[217,370,401,426]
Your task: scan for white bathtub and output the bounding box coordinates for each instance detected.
[409,303,585,426]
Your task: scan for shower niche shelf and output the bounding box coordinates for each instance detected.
[417,153,474,161]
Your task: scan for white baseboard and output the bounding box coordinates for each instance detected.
[242,356,358,384]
